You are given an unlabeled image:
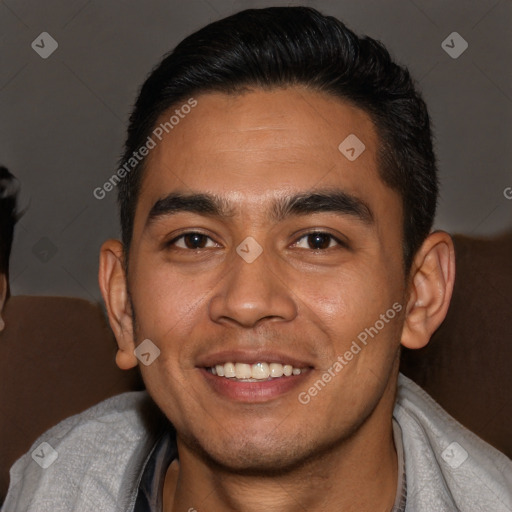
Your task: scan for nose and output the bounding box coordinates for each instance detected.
[208,246,298,328]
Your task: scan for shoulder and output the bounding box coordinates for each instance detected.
[2,391,167,512]
[394,373,512,512]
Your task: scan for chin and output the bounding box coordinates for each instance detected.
[183,428,326,476]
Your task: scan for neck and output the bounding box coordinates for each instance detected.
[164,381,399,512]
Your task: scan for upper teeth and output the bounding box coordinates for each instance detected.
[211,362,303,380]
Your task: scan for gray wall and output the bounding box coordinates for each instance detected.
[1,0,511,302]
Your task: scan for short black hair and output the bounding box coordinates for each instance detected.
[0,166,20,281]
[118,6,438,272]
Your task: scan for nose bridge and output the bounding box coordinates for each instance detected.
[208,240,297,327]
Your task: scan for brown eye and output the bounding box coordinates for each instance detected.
[168,232,217,250]
[294,231,345,251]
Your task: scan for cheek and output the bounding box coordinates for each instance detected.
[295,264,391,325]
[130,259,216,337]
[303,265,402,364]
[130,264,205,409]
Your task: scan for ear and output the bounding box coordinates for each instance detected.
[0,273,7,332]
[98,239,138,370]
[401,231,456,350]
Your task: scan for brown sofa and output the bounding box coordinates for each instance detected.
[0,296,144,502]
[400,231,512,459]
[0,232,511,503]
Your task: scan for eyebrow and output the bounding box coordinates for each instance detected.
[145,189,374,229]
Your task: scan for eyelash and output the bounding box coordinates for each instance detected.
[165,231,348,251]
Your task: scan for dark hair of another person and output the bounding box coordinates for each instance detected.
[0,166,20,284]
[118,6,438,273]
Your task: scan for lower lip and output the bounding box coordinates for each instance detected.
[199,368,311,402]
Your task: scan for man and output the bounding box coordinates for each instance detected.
[0,166,19,333]
[3,7,511,512]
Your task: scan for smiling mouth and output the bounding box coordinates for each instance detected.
[207,362,306,382]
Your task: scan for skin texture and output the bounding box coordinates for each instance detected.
[99,87,455,512]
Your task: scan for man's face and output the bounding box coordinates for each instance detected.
[126,87,406,472]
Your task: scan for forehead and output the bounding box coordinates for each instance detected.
[133,87,399,229]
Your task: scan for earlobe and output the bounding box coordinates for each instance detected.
[98,240,138,369]
[401,231,456,350]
